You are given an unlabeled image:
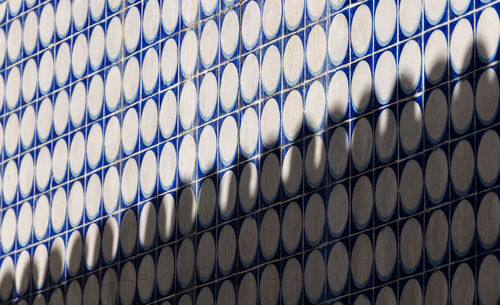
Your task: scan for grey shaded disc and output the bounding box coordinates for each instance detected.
[477,130,500,187]
[351,233,373,288]
[450,79,473,134]
[260,264,280,305]
[198,178,216,228]
[400,101,423,154]
[83,274,99,305]
[327,183,349,237]
[282,145,303,196]
[477,192,500,249]
[352,117,373,172]
[239,216,258,267]
[139,201,156,250]
[376,286,396,305]
[327,241,349,296]
[158,194,176,242]
[177,238,195,288]
[261,153,281,204]
[426,209,449,266]
[304,250,326,303]
[282,201,303,254]
[425,271,448,305]
[49,288,64,305]
[451,200,475,257]
[137,254,155,303]
[219,170,237,220]
[120,209,137,257]
[197,287,214,305]
[328,126,349,179]
[401,279,423,305]
[66,281,81,305]
[305,193,325,246]
[239,162,259,212]
[375,167,397,221]
[101,268,118,305]
[476,68,499,125]
[425,88,448,144]
[400,217,423,274]
[282,258,302,305]
[305,136,326,187]
[425,148,448,204]
[450,140,474,195]
[352,175,373,230]
[375,108,397,162]
[260,208,280,260]
[478,254,500,305]
[451,263,475,305]
[179,294,193,305]
[375,226,397,281]
[179,186,196,236]
[218,224,236,275]
[217,280,236,305]
[197,231,215,282]
[157,246,174,295]
[238,273,257,305]
[400,160,424,214]
[353,294,370,305]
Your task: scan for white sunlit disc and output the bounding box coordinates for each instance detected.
[70,82,86,127]
[476,68,499,125]
[352,118,373,172]
[328,126,349,179]
[201,0,217,15]
[68,181,84,227]
[399,40,421,93]
[102,217,119,264]
[69,131,85,177]
[283,90,304,141]
[55,0,71,38]
[180,30,198,78]
[8,0,21,16]
[375,108,397,162]
[199,72,217,121]
[425,0,446,25]
[108,0,121,12]
[89,25,105,70]
[105,65,121,111]
[103,166,119,213]
[375,0,396,46]
[261,98,280,149]
[87,74,104,119]
[282,145,303,196]
[179,134,197,182]
[198,125,217,173]
[143,0,160,43]
[72,33,89,79]
[450,18,473,74]
[328,13,349,65]
[220,63,239,112]
[424,29,447,84]
[86,174,101,220]
[7,18,21,62]
[200,19,219,69]
[104,116,121,162]
[21,106,35,149]
[6,66,20,110]
[51,187,67,234]
[55,42,71,86]
[284,35,304,86]
[33,244,48,289]
[35,146,51,192]
[18,153,34,197]
[399,0,421,37]
[0,122,3,155]
[162,0,179,34]
[90,0,105,20]
[180,80,197,130]
[307,0,325,21]
[161,38,178,85]
[15,250,30,295]
[240,53,260,103]
[122,107,139,154]
[181,0,199,27]
[305,80,326,131]
[327,70,349,122]
[158,194,176,242]
[307,24,327,76]
[242,1,261,50]
[159,90,177,139]
[284,0,304,30]
[1,208,16,252]
[0,256,13,301]
[124,6,140,53]
[121,158,138,205]
[139,202,157,250]
[351,5,372,57]
[159,142,177,189]
[239,162,259,212]
[220,10,239,59]
[451,79,473,134]
[140,150,157,198]
[142,48,159,95]
[262,0,282,39]
[219,116,238,166]
[261,45,281,95]
[39,3,55,47]
[23,11,38,55]
[240,107,259,157]
[73,0,88,30]
[261,153,280,203]
[34,195,50,240]
[140,99,158,146]
[39,50,54,95]
[22,59,38,103]
[374,51,396,104]
[351,60,372,113]
[477,8,500,63]
[0,29,5,67]
[425,88,448,143]
[106,16,122,62]
[87,123,103,169]
[123,57,140,103]
[4,113,19,157]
